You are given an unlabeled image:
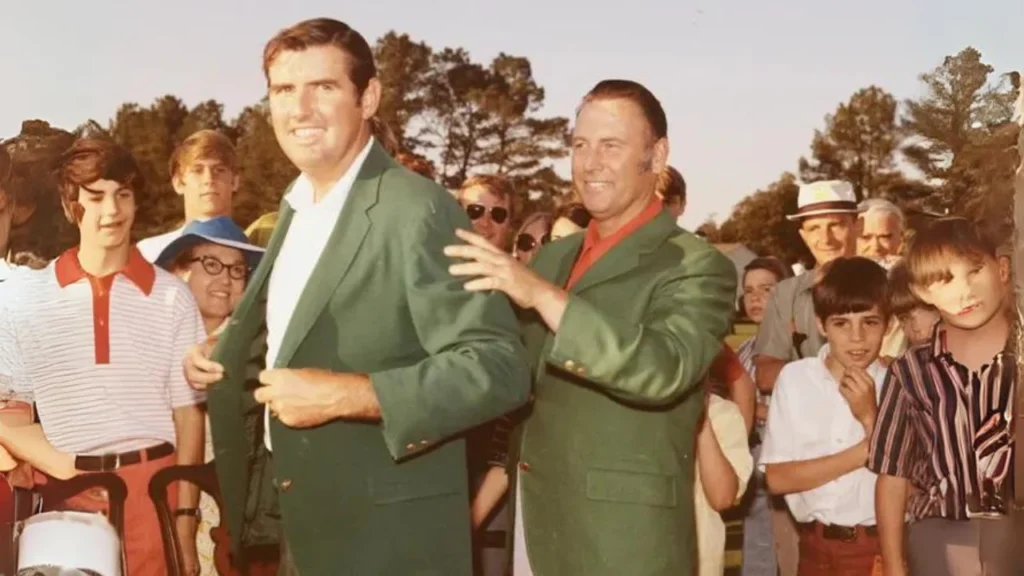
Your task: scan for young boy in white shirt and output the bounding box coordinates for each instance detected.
[760,256,890,576]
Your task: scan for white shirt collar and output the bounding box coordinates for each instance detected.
[284,138,375,213]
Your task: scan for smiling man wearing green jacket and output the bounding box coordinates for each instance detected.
[183,18,531,576]
[448,80,738,575]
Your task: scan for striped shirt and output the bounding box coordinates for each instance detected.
[867,325,1016,520]
[0,247,206,454]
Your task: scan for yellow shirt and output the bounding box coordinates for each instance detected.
[695,395,754,576]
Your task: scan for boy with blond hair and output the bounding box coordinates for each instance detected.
[137,129,240,261]
[869,218,1017,576]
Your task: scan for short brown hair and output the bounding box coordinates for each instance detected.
[460,174,515,207]
[812,256,889,321]
[263,18,376,96]
[656,166,686,203]
[888,260,932,317]
[905,217,998,288]
[169,130,238,179]
[579,80,668,140]
[57,138,143,206]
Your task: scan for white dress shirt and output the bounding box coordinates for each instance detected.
[758,344,885,526]
[136,226,185,262]
[263,139,374,450]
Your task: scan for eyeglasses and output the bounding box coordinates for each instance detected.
[515,232,550,253]
[465,204,509,225]
[189,255,248,280]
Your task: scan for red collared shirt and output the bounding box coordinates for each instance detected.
[565,198,664,290]
[55,247,156,364]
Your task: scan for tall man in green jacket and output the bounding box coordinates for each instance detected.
[447,80,738,575]
[183,18,531,575]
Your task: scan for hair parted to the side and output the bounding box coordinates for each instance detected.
[263,18,377,96]
[579,79,668,141]
[904,217,998,288]
[656,166,686,203]
[887,260,933,317]
[744,256,793,284]
[169,130,239,179]
[812,256,890,322]
[56,138,143,209]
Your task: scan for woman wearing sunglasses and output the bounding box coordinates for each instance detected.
[156,216,264,576]
[458,175,514,250]
[512,212,552,265]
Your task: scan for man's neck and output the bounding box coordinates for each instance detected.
[594,193,656,238]
[308,133,372,203]
[77,244,131,277]
[182,210,229,225]
[943,308,1011,372]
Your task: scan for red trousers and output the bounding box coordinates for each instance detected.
[796,522,882,576]
[36,452,177,576]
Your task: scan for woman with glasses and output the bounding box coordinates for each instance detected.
[512,212,552,265]
[156,216,263,576]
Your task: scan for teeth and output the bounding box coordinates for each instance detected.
[293,128,322,137]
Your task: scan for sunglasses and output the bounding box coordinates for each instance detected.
[189,255,249,281]
[515,232,551,253]
[465,203,509,225]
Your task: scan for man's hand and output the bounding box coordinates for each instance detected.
[445,228,561,310]
[839,366,878,434]
[183,332,224,391]
[255,368,380,428]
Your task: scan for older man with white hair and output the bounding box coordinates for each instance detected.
[855,198,904,265]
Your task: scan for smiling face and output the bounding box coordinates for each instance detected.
[571,97,667,235]
[73,179,135,251]
[460,185,512,249]
[177,243,247,323]
[912,255,1009,332]
[174,157,238,220]
[817,306,887,370]
[798,213,855,266]
[268,45,380,186]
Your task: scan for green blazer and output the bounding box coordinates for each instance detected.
[207,142,531,575]
[510,210,737,576]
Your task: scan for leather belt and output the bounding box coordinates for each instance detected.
[799,521,878,542]
[74,442,174,472]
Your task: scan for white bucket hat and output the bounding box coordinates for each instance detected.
[786,180,859,221]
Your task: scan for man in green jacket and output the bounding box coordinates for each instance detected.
[184,18,531,575]
[447,80,738,575]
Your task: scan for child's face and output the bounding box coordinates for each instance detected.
[913,256,1008,331]
[898,307,941,346]
[817,305,887,370]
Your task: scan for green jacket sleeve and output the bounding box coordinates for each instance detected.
[368,197,532,460]
[548,244,736,406]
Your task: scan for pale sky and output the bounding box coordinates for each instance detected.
[2,0,1021,228]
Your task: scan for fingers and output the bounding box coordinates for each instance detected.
[454,228,504,254]
[448,262,496,279]
[183,343,224,390]
[463,277,503,293]
[444,243,506,265]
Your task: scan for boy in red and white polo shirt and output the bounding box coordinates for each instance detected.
[0,138,206,575]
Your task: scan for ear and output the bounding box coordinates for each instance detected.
[61,198,83,225]
[998,255,1010,284]
[815,316,826,337]
[797,225,810,246]
[651,137,669,175]
[231,173,241,193]
[360,78,382,120]
[171,174,186,196]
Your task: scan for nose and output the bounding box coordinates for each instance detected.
[101,193,121,217]
[850,321,866,342]
[295,86,315,119]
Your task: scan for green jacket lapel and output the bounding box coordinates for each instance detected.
[272,143,389,369]
[569,209,677,294]
[230,199,295,329]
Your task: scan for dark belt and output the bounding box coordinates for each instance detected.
[74,442,174,472]
[799,521,878,542]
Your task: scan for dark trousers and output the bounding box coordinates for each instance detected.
[796,522,881,576]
